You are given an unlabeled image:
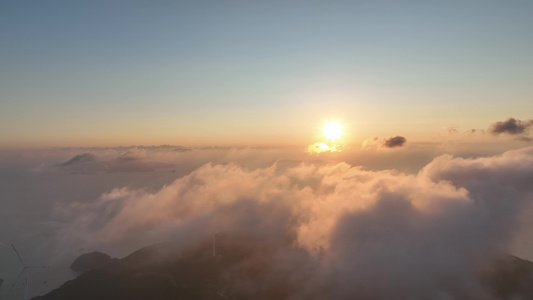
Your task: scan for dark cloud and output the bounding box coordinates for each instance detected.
[489,118,533,135]
[361,136,407,150]
[383,136,407,148]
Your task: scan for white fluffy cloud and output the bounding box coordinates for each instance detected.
[54,146,533,299]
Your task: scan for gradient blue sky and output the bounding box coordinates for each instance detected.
[1,1,533,147]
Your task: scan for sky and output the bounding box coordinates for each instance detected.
[2,1,533,299]
[1,1,533,148]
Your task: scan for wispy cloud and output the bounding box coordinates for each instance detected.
[464,128,484,136]
[447,127,459,135]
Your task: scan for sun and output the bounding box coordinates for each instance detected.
[323,121,343,141]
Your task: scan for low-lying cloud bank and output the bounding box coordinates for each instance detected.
[54,146,533,299]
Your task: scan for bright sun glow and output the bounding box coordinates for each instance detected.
[323,121,343,141]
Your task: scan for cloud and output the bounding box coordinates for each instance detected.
[464,128,484,136]
[516,136,533,142]
[383,135,407,148]
[489,118,533,136]
[362,136,407,150]
[445,127,485,136]
[447,127,459,135]
[52,146,533,299]
[361,136,381,150]
[307,142,339,154]
[421,146,533,193]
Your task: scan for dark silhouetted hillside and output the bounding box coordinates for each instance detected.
[34,231,306,300]
[480,255,533,299]
[70,251,119,274]
[34,234,533,300]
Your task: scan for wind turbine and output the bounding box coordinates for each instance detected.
[11,244,48,300]
[212,232,216,257]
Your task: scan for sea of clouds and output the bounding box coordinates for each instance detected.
[1,141,533,299]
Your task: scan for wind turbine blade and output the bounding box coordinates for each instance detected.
[12,268,26,288]
[11,244,25,266]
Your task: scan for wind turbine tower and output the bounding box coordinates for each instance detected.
[212,233,216,257]
[11,244,48,300]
